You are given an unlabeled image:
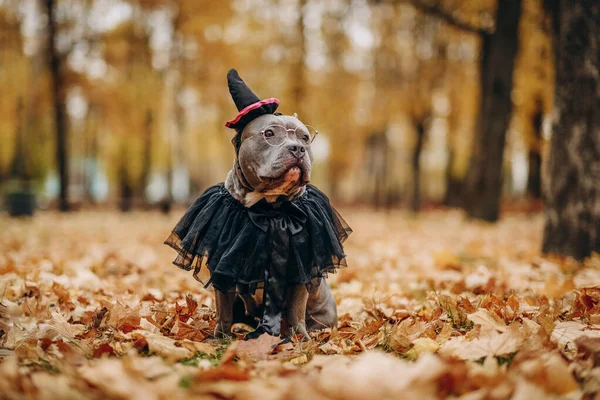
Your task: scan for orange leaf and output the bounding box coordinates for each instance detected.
[93,343,115,358]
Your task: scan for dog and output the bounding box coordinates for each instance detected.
[214,113,338,340]
[166,69,349,340]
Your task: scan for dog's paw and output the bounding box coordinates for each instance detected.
[244,326,279,341]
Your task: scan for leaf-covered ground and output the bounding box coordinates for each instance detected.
[1,209,600,399]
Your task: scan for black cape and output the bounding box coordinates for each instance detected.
[165,183,352,294]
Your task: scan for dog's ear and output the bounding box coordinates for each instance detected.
[231,132,242,152]
[292,112,298,119]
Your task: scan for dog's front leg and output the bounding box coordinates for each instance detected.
[283,284,310,341]
[214,288,235,338]
[236,284,260,319]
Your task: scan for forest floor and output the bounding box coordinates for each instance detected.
[1,209,599,399]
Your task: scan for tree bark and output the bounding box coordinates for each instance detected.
[411,120,426,212]
[366,132,388,210]
[10,99,26,180]
[45,0,70,211]
[119,145,133,212]
[82,104,98,203]
[463,0,522,222]
[141,109,153,206]
[291,0,307,116]
[542,0,600,260]
[443,146,463,207]
[527,100,544,199]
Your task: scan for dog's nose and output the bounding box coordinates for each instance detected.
[288,144,306,158]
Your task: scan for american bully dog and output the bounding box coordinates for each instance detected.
[165,69,350,341]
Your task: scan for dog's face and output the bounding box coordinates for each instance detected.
[237,114,313,195]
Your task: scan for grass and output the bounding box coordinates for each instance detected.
[438,296,475,332]
[179,337,232,368]
[475,352,518,367]
[178,375,193,389]
[24,358,60,374]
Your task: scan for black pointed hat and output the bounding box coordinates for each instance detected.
[225,69,279,132]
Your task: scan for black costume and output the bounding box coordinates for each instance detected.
[165,69,352,337]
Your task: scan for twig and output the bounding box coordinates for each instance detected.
[407,0,492,36]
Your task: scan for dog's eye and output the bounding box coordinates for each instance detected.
[302,134,310,142]
[263,129,274,138]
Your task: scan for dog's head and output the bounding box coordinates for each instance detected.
[235,113,314,197]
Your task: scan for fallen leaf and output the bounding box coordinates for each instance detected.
[195,365,250,382]
[236,333,282,361]
[290,354,309,365]
[39,312,85,340]
[543,353,579,394]
[405,337,440,359]
[93,343,116,358]
[315,351,448,399]
[319,341,343,355]
[135,332,193,361]
[441,323,524,360]
[171,317,206,342]
[552,321,600,356]
[468,309,506,332]
[79,359,159,400]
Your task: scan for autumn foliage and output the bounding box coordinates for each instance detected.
[1,210,599,399]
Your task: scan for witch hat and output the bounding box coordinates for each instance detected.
[225,69,279,132]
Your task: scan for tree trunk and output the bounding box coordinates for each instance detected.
[45,0,70,211]
[542,0,600,261]
[463,0,522,221]
[119,145,133,212]
[82,104,98,203]
[411,121,426,212]
[366,132,388,210]
[10,99,26,180]
[141,109,153,206]
[291,0,307,116]
[443,147,463,207]
[527,101,544,199]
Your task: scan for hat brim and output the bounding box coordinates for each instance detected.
[225,98,280,129]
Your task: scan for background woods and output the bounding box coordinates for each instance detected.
[0,0,598,257]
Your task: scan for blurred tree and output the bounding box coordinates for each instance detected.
[462,0,523,221]
[82,102,100,203]
[526,96,544,199]
[0,0,560,209]
[9,99,27,180]
[406,1,524,217]
[542,0,599,260]
[291,0,307,115]
[0,6,26,183]
[442,30,479,208]
[511,0,554,201]
[100,16,161,209]
[141,109,153,206]
[44,0,70,211]
[365,132,390,210]
[320,2,360,201]
[410,115,428,212]
[407,12,447,212]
